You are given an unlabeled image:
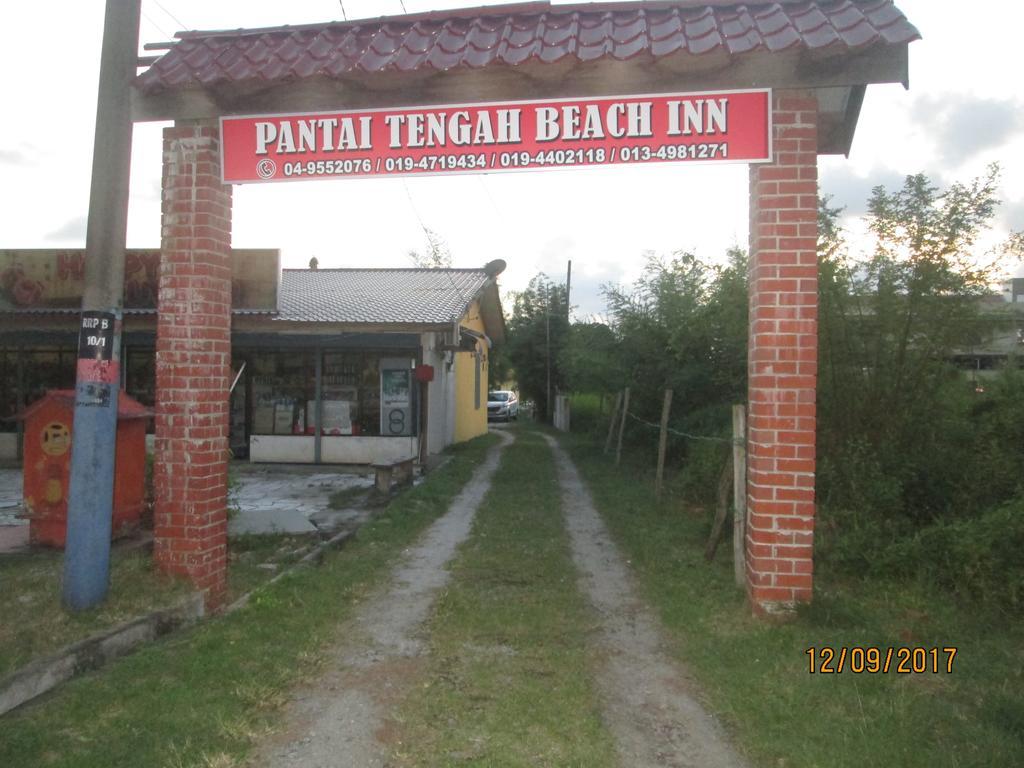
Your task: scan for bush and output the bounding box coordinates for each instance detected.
[827,497,1024,611]
[897,499,1024,614]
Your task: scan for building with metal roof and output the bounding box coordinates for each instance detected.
[0,250,506,465]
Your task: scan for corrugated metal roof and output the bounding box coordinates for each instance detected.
[275,268,491,324]
[136,1,919,94]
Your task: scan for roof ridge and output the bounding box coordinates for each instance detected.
[171,1,828,40]
[281,267,488,273]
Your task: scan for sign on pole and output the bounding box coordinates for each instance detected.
[221,89,771,184]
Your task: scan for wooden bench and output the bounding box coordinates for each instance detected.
[372,457,416,495]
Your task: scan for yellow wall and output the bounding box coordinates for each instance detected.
[454,301,489,443]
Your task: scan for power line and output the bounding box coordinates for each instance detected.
[339,1,348,20]
[151,0,187,31]
[141,8,172,40]
[401,181,470,312]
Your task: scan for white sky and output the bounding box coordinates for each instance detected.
[1,0,1022,317]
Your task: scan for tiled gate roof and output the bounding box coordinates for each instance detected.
[136,1,919,94]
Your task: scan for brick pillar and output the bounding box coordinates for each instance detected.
[153,123,232,611]
[746,91,818,615]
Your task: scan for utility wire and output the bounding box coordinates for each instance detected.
[151,0,187,31]
[141,9,172,40]
[625,409,742,446]
[339,1,348,20]
[401,180,471,316]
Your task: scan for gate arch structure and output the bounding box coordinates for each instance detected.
[132,0,919,613]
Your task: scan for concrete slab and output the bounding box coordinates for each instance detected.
[0,468,25,527]
[228,508,318,536]
[308,507,373,535]
[229,463,376,538]
[0,525,29,554]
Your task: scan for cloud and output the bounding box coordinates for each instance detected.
[819,165,907,218]
[569,272,619,321]
[45,216,88,243]
[914,94,1024,166]
[0,148,31,166]
[1000,198,1024,232]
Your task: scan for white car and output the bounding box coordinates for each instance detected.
[487,390,519,422]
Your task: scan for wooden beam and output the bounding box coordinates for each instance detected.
[655,389,673,499]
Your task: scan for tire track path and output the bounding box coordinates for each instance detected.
[544,434,749,768]
[256,431,513,768]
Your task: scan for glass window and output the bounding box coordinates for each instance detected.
[323,352,380,436]
[0,350,15,431]
[249,350,315,436]
[24,349,75,405]
[124,346,155,407]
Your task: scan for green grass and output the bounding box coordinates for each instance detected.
[390,428,617,767]
[226,533,319,602]
[564,433,1024,768]
[0,546,192,678]
[0,433,498,768]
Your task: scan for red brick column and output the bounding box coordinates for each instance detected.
[153,123,232,611]
[746,91,818,614]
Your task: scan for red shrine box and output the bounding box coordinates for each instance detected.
[19,390,151,548]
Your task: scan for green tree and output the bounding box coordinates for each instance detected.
[564,322,620,397]
[602,249,748,434]
[504,274,568,421]
[407,228,453,268]
[817,164,1023,525]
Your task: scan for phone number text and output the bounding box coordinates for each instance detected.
[279,142,730,178]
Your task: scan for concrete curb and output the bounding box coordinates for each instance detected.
[0,592,204,717]
[1,504,366,716]
[225,527,356,614]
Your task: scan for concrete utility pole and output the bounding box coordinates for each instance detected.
[63,0,142,611]
[565,259,572,323]
[545,285,552,424]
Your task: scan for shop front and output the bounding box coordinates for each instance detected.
[231,338,424,464]
[0,251,503,466]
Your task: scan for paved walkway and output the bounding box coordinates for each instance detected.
[0,464,378,546]
[0,468,25,527]
[544,434,748,768]
[228,464,376,536]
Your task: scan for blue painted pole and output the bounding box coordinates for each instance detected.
[64,312,122,609]
[62,0,141,611]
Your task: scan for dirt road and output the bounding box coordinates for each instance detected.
[255,431,512,767]
[252,429,745,767]
[545,434,748,768]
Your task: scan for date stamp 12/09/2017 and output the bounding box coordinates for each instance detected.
[806,646,958,674]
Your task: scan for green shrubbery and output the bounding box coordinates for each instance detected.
[521,166,1024,606]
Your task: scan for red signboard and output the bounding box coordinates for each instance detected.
[220,90,771,184]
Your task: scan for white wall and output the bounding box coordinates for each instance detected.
[249,435,417,464]
[421,331,454,456]
[0,433,18,462]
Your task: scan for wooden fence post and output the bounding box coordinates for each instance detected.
[615,387,630,466]
[604,391,622,455]
[655,389,673,498]
[732,404,747,588]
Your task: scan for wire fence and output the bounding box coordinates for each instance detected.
[624,409,742,446]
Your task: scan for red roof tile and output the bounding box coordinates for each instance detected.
[136,1,919,94]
